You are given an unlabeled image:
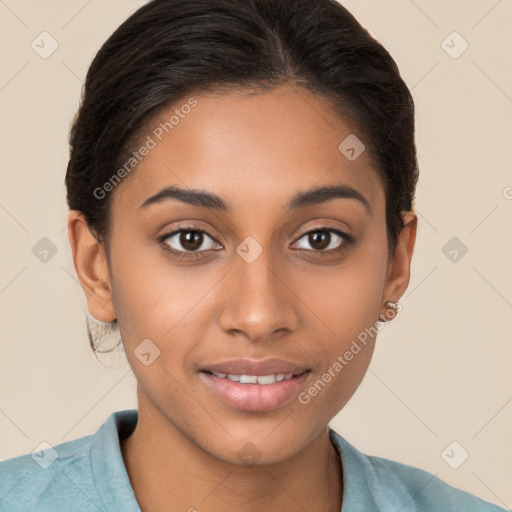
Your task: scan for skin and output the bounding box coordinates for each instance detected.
[67,84,417,512]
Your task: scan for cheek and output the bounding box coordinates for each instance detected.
[110,249,229,411]
[110,239,219,342]
[297,248,387,339]
[295,242,387,412]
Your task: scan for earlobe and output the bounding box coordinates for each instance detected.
[66,210,116,323]
[379,211,418,319]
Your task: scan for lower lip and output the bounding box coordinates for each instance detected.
[200,372,310,412]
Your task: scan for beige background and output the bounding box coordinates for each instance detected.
[0,0,511,508]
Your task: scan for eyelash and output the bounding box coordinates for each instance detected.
[157,225,354,260]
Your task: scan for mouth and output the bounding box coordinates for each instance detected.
[199,358,311,412]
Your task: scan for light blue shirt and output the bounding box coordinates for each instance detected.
[0,409,506,511]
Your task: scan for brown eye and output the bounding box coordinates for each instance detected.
[307,231,331,251]
[179,231,204,251]
[293,228,351,252]
[160,228,219,254]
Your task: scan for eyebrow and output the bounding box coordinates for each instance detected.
[139,184,371,214]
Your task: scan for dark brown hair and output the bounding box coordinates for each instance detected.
[65,0,419,351]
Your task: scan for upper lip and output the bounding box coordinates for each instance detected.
[202,358,310,376]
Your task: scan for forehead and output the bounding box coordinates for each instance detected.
[112,85,385,216]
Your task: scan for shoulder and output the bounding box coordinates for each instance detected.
[0,409,139,512]
[0,433,102,512]
[367,452,505,511]
[329,429,507,512]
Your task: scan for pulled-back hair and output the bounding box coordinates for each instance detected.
[65,0,419,351]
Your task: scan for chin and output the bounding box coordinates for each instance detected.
[195,419,323,467]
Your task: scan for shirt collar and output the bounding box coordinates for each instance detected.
[329,428,383,511]
[90,409,379,512]
[91,408,141,511]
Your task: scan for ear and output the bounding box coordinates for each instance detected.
[380,211,417,317]
[67,210,116,322]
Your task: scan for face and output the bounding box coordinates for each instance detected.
[73,84,415,465]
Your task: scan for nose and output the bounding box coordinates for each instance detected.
[218,246,299,343]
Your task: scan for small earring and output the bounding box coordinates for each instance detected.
[378,300,401,322]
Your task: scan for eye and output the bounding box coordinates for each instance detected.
[292,228,352,253]
[158,227,220,256]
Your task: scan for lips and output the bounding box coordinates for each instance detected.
[202,358,310,377]
[200,358,311,412]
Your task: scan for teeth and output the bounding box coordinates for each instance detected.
[256,375,276,385]
[239,375,258,384]
[212,372,296,384]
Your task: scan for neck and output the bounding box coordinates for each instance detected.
[121,396,343,512]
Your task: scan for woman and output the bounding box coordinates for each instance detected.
[0,0,506,510]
